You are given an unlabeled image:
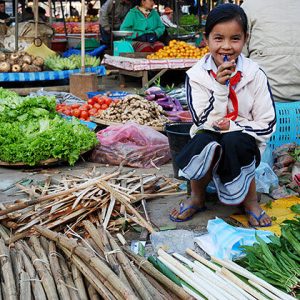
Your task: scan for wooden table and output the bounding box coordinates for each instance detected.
[103,53,197,88]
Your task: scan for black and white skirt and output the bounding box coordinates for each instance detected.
[176,131,260,205]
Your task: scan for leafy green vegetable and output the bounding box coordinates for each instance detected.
[237,217,300,295]
[0,88,98,166]
[179,14,199,26]
[291,204,300,214]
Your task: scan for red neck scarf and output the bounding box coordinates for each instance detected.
[210,70,242,121]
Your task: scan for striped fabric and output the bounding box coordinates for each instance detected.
[0,66,106,82]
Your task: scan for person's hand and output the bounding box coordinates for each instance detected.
[212,118,230,131]
[215,60,236,85]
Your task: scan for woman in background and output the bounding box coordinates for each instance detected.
[120,0,165,52]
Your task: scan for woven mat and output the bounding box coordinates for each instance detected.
[230,196,300,235]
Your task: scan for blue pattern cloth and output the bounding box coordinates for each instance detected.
[0,66,106,82]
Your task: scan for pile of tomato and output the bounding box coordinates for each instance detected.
[56,96,115,121]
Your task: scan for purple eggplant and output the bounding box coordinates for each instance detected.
[145,94,156,101]
[172,97,183,111]
[145,86,162,95]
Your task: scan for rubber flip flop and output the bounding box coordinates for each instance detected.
[245,209,272,227]
[169,202,207,222]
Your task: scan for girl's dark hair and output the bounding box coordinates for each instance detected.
[205,4,248,38]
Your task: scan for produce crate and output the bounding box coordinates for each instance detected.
[268,101,300,149]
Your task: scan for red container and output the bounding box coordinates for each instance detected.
[178,111,192,122]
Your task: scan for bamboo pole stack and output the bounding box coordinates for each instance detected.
[0,223,192,300]
[0,170,185,243]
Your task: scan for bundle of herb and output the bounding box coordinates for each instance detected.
[237,217,300,297]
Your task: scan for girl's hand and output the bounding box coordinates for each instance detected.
[215,60,236,85]
[212,118,230,131]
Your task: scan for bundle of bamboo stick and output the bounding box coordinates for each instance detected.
[0,169,185,243]
[0,223,192,300]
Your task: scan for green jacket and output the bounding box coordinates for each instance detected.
[120,7,165,39]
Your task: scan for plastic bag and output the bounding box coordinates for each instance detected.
[91,122,171,168]
[194,218,273,260]
[255,162,278,193]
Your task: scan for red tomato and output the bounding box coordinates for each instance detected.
[80,111,89,119]
[73,109,80,118]
[71,103,80,109]
[88,99,95,105]
[64,109,71,116]
[101,103,108,110]
[96,98,104,105]
[88,104,93,109]
[93,103,101,110]
[105,98,112,106]
[89,108,97,116]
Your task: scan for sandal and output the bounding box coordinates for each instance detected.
[245,209,272,227]
[169,202,207,222]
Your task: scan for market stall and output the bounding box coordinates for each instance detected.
[103,41,209,87]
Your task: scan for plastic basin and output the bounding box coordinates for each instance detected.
[165,122,192,179]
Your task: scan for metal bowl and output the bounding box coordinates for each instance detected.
[112,31,134,38]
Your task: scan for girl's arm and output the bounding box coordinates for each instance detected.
[186,75,230,128]
[235,70,276,143]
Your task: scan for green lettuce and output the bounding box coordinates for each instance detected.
[0,88,98,166]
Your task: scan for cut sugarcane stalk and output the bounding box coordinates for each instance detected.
[182,284,205,300]
[158,256,215,300]
[173,253,245,300]
[220,268,268,300]
[186,248,221,271]
[248,280,281,300]
[193,261,250,300]
[212,256,295,300]
[216,272,256,300]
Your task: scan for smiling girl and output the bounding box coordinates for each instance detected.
[170,4,276,227]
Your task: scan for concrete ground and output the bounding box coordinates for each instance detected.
[0,72,268,241]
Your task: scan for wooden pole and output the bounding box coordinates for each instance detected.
[81,0,85,73]
[34,225,139,300]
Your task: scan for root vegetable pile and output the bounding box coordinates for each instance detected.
[98,94,169,127]
[0,51,44,73]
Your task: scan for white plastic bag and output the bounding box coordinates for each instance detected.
[255,162,278,193]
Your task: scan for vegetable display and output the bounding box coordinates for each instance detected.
[237,217,300,297]
[145,86,184,121]
[45,55,100,71]
[56,95,114,121]
[96,94,169,127]
[179,14,200,26]
[0,88,98,166]
[0,51,44,73]
[147,40,209,59]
